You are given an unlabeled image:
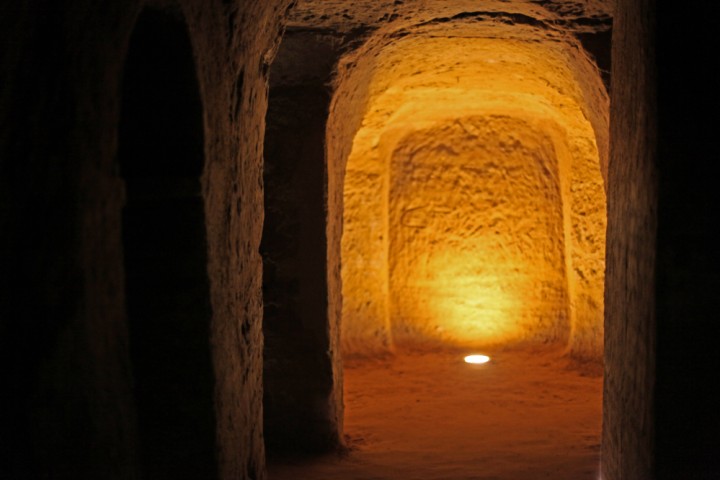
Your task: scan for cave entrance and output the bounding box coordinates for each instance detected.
[118,9,217,479]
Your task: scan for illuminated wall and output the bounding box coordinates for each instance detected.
[340,37,607,359]
[389,116,568,347]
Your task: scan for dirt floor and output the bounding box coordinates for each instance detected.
[268,346,602,480]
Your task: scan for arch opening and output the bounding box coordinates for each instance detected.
[118,9,217,479]
[264,4,610,479]
[334,35,607,480]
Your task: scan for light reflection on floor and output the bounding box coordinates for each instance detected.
[269,347,602,480]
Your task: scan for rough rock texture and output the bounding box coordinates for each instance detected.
[601,0,656,477]
[603,1,720,479]
[15,1,720,479]
[263,0,606,472]
[334,33,607,360]
[265,1,612,456]
[0,1,292,478]
[388,117,569,348]
[261,0,611,454]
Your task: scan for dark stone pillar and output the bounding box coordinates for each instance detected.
[606,1,720,479]
[602,1,657,478]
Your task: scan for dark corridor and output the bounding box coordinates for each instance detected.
[118,9,217,479]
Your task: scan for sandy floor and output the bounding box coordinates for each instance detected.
[269,347,602,480]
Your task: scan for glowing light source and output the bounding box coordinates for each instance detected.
[464,354,490,364]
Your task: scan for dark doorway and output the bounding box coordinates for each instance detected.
[261,85,334,455]
[118,9,217,479]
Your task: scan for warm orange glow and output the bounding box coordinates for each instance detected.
[341,37,606,358]
[420,250,530,345]
[387,116,570,348]
[464,354,490,364]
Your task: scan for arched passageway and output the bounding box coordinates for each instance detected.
[265,2,609,479]
[334,37,605,480]
[5,1,720,479]
[118,9,217,479]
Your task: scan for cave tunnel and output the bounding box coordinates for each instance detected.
[263,9,607,479]
[2,0,720,479]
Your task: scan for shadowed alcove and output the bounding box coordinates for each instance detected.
[118,9,217,479]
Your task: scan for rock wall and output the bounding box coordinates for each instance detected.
[601,0,656,477]
[387,116,569,348]
[6,1,720,479]
[12,1,693,479]
[336,33,607,360]
[601,1,720,478]
[0,1,292,478]
[387,116,568,348]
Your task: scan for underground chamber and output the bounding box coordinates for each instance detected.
[263,28,608,480]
